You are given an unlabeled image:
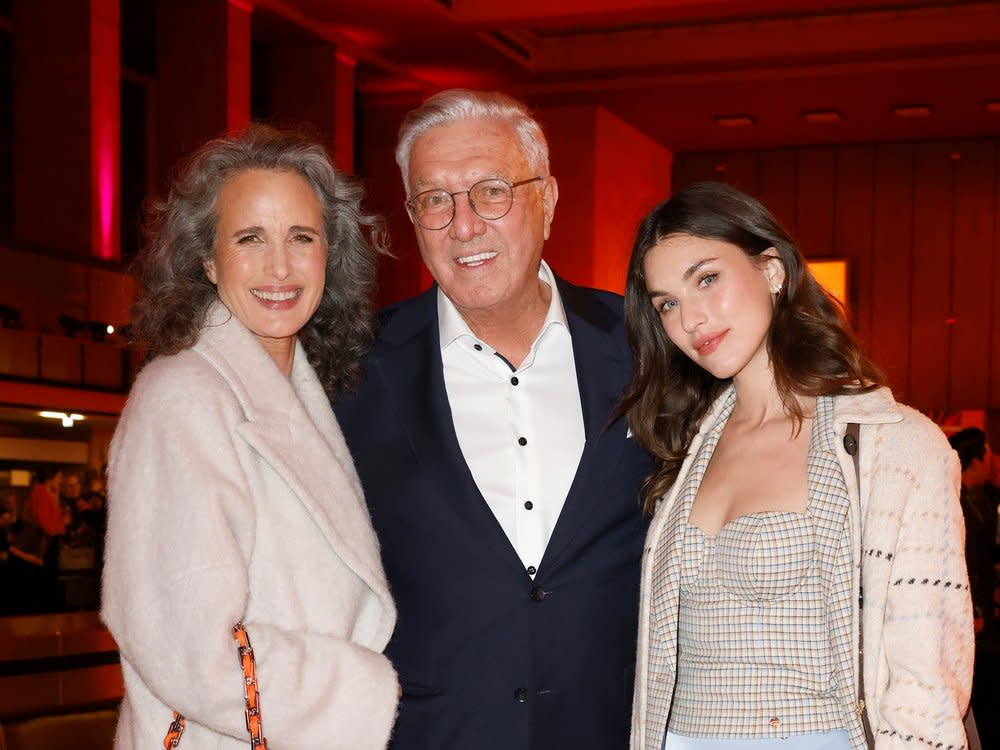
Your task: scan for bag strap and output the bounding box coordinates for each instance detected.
[844,423,874,747]
[161,622,268,749]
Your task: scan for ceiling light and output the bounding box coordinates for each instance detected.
[985,100,1000,113]
[892,104,932,118]
[714,114,755,128]
[39,411,85,428]
[802,109,843,123]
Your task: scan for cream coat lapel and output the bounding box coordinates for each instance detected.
[194,304,393,617]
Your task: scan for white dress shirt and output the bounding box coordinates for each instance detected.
[438,260,586,577]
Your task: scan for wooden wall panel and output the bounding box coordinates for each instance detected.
[870,143,914,401]
[909,142,954,412]
[795,147,835,257]
[720,151,759,196]
[758,149,797,236]
[993,146,1000,409]
[666,138,1000,413]
[676,151,723,188]
[832,145,874,346]
[950,140,995,410]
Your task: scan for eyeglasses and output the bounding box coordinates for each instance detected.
[406,176,544,230]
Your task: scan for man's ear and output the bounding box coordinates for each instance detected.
[203,256,218,285]
[541,176,559,241]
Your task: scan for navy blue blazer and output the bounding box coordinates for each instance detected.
[334,276,652,750]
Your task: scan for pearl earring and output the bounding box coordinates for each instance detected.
[771,284,782,295]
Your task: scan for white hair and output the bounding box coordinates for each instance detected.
[395,88,550,195]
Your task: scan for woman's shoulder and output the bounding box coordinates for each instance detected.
[836,388,954,467]
[131,347,224,396]
[120,347,238,429]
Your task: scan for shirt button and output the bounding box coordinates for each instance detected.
[518,437,527,446]
[530,586,546,602]
[510,376,519,386]
[526,565,536,575]
[514,687,528,703]
[473,343,483,351]
[524,500,533,510]
[769,717,781,729]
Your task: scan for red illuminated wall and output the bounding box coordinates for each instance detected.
[13,0,119,260]
[155,0,251,192]
[593,107,673,292]
[673,139,1000,412]
[358,92,430,308]
[538,103,672,293]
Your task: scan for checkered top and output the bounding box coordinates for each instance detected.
[653,393,866,746]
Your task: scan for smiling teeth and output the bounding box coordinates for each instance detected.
[251,289,300,301]
[457,252,498,265]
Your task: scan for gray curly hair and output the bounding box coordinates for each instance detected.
[130,124,387,398]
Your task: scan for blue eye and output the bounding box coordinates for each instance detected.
[699,273,718,287]
[658,299,677,313]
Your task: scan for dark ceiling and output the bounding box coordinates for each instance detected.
[254,0,1000,152]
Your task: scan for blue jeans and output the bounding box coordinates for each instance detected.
[664,729,852,750]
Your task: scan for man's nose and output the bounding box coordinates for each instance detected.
[448,192,486,241]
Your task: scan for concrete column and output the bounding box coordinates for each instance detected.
[333,52,356,174]
[264,44,356,174]
[13,0,120,259]
[155,0,251,188]
[536,103,672,292]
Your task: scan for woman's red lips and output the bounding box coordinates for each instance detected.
[694,331,727,356]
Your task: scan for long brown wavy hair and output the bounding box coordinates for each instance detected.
[618,182,886,515]
[129,125,388,399]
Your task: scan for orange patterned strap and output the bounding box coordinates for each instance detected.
[160,622,268,749]
[162,713,185,749]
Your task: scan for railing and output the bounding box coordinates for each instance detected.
[0,329,142,393]
[0,612,121,721]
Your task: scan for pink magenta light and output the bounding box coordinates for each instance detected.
[98,139,114,260]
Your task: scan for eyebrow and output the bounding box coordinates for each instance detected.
[683,257,717,280]
[411,172,506,192]
[646,257,718,298]
[231,225,321,237]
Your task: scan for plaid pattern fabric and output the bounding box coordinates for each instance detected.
[646,394,866,748]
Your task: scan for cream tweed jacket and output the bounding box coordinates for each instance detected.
[631,386,974,750]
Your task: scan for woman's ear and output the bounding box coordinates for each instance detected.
[760,247,785,294]
[203,257,218,284]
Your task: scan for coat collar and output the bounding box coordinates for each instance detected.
[830,386,902,426]
[194,302,393,615]
[694,383,903,432]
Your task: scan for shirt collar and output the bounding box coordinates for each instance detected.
[437,259,568,351]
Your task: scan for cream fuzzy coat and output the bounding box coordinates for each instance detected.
[102,304,398,750]
[631,387,974,750]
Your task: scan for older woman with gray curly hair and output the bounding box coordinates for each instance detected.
[102,126,399,750]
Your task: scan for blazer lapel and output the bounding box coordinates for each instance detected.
[372,291,525,568]
[537,279,635,575]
